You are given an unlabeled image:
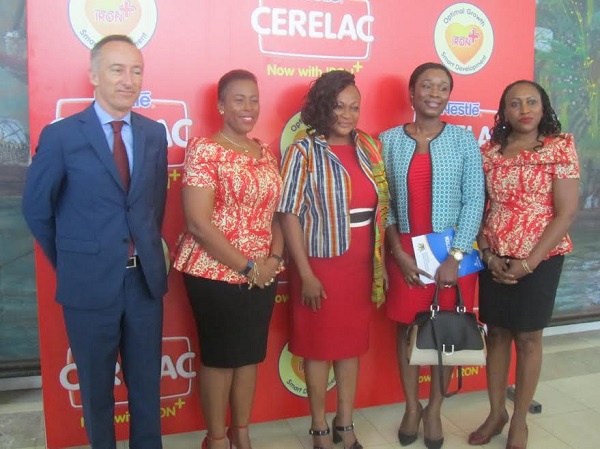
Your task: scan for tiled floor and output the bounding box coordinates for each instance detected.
[2,329,600,449]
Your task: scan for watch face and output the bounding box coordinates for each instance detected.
[451,249,464,261]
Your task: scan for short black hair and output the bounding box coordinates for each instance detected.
[408,62,454,93]
[217,69,257,102]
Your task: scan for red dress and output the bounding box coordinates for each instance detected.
[288,144,377,360]
[385,152,477,324]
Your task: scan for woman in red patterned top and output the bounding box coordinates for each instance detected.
[468,81,579,449]
[173,70,283,449]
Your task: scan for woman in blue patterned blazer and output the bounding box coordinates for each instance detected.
[380,62,485,449]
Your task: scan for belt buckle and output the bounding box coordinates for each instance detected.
[127,256,138,269]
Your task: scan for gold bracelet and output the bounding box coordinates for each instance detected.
[521,259,533,274]
[248,263,260,289]
[269,253,284,264]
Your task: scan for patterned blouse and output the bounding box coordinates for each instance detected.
[173,137,282,283]
[481,133,579,259]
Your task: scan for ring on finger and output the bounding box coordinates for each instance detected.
[412,274,419,280]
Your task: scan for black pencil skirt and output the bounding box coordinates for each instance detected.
[479,255,565,332]
[183,274,276,368]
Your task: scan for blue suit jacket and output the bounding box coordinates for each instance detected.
[23,104,168,309]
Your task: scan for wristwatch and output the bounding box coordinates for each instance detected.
[240,260,254,276]
[449,248,464,262]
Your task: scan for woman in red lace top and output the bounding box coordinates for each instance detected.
[468,81,579,449]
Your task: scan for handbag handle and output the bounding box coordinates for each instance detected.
[430,317,464,398]
[430,283,467,397]
[430,283,466,314]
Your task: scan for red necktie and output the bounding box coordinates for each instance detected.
[111,121,130,191]
[111,121,134,257]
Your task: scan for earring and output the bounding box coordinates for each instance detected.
[218,110,224,115]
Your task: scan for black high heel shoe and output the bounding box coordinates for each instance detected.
[424,435,444,449]
[422,406,444,449]
[309,427,330,449]
[332,417,363,449]
[397,403,423,446]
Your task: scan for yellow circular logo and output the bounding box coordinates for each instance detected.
[434,3,494,75]
[69,0,158,49]
[279,112,308,156]
[278,342,335,397]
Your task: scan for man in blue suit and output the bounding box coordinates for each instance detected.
[22,35,168,449]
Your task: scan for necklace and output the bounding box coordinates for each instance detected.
[411,123,442,143]
[220,131,250,154]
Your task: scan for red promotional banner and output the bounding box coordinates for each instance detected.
[27,1,532,447]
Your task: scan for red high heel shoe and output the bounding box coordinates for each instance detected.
[468,412,509,445]
[201,433,227,449]
[226,425,249,449]
[505,425,528,449]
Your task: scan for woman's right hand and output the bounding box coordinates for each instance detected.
[300,273,327,311]
[250,258,278,288]
[487,254,517,284]
[391,246,432,287]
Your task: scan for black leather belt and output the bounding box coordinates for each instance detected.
[126,255,140,268]
[349,210,374,224]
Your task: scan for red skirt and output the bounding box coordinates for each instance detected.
[385,232,477,324]
[288,143,376,360]
[288,223,374,360]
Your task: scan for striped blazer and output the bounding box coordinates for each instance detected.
[278,130,384,258]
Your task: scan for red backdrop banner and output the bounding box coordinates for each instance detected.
[27,1,533,447]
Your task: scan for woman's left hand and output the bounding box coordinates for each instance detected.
[504,258,533,281]
[435,257,459,288]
